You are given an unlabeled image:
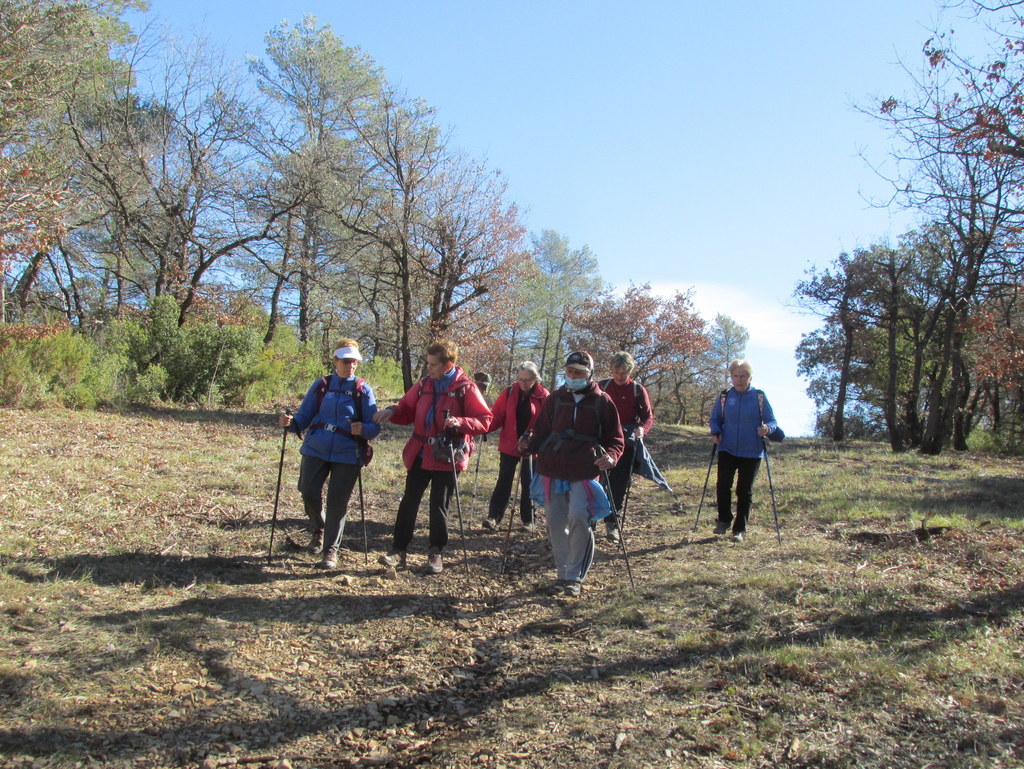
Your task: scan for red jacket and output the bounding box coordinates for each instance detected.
[487,382,550,456]
[599,377,654,434]
[526,381,624,481]
[389,366,493,472]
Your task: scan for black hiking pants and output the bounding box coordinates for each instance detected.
[392,457,455,552]
[487,452,534,524]
[715,450,761,534]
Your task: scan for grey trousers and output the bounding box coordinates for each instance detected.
[545,482,595,584]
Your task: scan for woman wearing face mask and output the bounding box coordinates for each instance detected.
[521,351,624,597]
[708,358,778,542]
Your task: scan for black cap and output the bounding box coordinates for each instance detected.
[564,351,594,374]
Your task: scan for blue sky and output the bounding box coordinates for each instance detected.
[128,0,986,435]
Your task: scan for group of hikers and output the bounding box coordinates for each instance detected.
[278,338,779,597]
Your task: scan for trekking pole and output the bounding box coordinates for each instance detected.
[762,437,783,543]
[597,448,638,597]
[443,410,471,572]
[692,443,717,533]
[268,409,291,564]
[499,450,526,575]
[357,465,368,565]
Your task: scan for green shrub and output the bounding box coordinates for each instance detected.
[235,329,324,407]
[357,356,405,403]
[967,425,1024,456]
[124,363,169,405]
[0,323,127,408]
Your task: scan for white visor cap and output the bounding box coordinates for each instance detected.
[333,346,363,361]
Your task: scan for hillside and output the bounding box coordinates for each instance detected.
[0,408,1022,768]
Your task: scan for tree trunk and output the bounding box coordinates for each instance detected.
[10,251,47,321]
[831,318,854,442]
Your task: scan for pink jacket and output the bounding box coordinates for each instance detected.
[487,382,550,456]
[389,366,493,472]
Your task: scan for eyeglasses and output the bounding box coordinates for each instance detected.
[516,377,535,384]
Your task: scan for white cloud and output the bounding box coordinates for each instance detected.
[650,281,820,355]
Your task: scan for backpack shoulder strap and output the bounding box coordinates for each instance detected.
[314,375,331,410]
[353,378,366,421]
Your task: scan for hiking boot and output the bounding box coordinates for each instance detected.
[426,551,443,575]
[731,531,745,543]
[378,551,406,568]
[481,517,499,531]
[544,579,566,595]
[562,581,582,597]
[318,547,338,569]
[606,523,621,544]
[713,521,729,536]
[307,529,325,554]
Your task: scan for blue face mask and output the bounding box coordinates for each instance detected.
[565,377,589,391]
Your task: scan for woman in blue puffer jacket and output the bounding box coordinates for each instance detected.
[279,339,380,568]
[708,358,778,542]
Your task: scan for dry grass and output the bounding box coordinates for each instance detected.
[0,407,1022,768]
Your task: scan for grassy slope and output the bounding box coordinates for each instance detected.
[0,407,1021,769]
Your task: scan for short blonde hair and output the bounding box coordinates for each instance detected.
[427,338,458,365]
[729,358,753,377]
[611,351,635,373]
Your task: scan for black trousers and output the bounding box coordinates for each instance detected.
[605,442,636,528]
[298,455,360,552]
[391,457,456,552]
[487,452,534,524]
[715,450,761,534]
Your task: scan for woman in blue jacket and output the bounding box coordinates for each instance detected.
[708,359,778,542]
[279,339,380,568]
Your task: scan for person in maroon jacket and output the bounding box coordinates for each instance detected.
[522,351,624,597]
[482,361,550,533]
[598,351,655,542]
[372,339,492,574]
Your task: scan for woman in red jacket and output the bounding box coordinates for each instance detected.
[482,362,549,533]
[372,339,492,574]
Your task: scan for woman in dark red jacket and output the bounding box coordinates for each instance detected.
[599,351,654,543]
[372,339,492,574]
[482,361,549,533]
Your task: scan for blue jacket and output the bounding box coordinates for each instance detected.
[291,374,381,464]
[709,387,777,459]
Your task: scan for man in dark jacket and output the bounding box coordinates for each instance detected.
[522,351,624,597]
